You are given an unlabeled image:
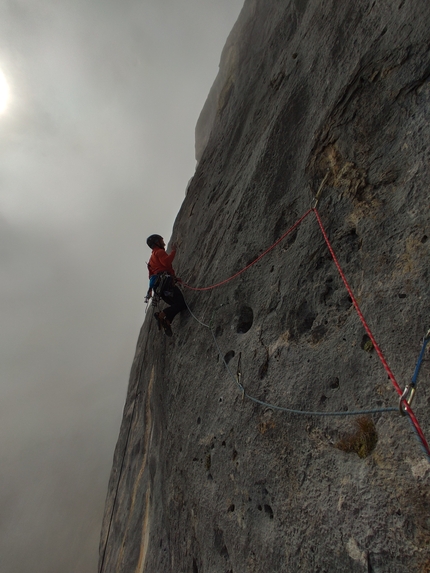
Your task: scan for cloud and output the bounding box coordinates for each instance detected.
[0,1,244,571]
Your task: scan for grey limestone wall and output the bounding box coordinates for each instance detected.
[99,1,430,572]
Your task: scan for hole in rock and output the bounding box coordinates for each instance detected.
[292,300,316,337]
[421,235,428,244]
[224,350,235,364]
[259,356,269,379]
[237,306,254,333]
[361,334,373,352]
[214,528,229,560]
[228,504,235,512]
[311,324,327,344]
[264,504,274,519]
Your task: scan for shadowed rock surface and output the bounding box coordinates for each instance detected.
[99,1,430,571]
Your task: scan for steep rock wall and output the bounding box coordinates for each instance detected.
[99,1,430,572]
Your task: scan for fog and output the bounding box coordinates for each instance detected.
[0,1,243,571]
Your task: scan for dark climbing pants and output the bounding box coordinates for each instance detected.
[161,284,187,324]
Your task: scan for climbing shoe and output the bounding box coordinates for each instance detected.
[154,312,173,337]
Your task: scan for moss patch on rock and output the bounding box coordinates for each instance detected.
[336,416,378,458]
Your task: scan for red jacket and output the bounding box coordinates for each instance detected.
[148,246,177,278]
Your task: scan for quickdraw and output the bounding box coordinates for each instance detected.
[399,328,430,415]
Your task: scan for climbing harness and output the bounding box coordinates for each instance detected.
[145,272,175,313]
[399,328,430,415]
[182,203,430,462]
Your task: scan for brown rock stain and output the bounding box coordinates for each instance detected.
[395,236,424,275]
[335,416,378,458]
[313,144,367,200]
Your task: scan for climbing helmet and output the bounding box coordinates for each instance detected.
[146,234,163,249]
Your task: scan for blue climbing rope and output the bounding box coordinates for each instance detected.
[411,331,430,387]
[400,328,430,415]
[185,300,398,418]
[399,329,430,463]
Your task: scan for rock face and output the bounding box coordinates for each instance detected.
[99,1,430,572]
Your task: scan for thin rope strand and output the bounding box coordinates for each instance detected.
[182,209,313,291]
[185,301,397,418]
[313,207,430,458]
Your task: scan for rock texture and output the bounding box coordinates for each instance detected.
[99,1,430,572]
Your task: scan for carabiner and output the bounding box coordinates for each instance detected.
[399,384,416,416]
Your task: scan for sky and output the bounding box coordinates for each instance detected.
[0,1,244,572]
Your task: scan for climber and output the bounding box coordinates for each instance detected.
[146,234,187,336]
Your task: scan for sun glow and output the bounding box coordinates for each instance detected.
[0,68,10,114]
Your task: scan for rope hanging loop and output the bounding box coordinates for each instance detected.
[182,205,430,461]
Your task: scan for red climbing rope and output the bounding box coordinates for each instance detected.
[181,203,430,460]
[313,208,430,458]
[182,209,313,291]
